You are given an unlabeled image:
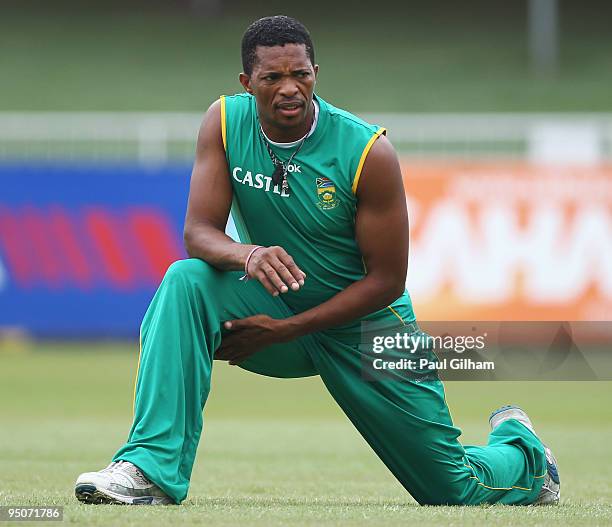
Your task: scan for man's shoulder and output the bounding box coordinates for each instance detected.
[318,95,382,136]
[222,92,253,103]
[220,93,256,132]
[221,92,255,114]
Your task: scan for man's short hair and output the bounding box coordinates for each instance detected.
[241,15,315,75]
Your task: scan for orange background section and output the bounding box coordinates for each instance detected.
[401,161,612,321]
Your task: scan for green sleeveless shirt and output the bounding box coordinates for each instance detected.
[221,92,415,331]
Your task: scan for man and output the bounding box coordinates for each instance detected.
[75,15,559,506]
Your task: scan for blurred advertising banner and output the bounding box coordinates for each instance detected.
[1,161,610,337]
[0,164,189,336]
[404,162,612,321]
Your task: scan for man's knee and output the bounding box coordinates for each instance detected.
[419,490,465,506]
[414,473,472,505]
[163,258,216,286]
[141,259,221,335]
[401,455,470,506]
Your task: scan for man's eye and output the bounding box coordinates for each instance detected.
[296,71,309,78]
[263,75,277,81]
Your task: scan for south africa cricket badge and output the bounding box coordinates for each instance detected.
[316,177,340,210]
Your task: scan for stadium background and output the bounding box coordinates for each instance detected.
[1,1,611,524]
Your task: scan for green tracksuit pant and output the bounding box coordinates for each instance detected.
[112,259,547,505]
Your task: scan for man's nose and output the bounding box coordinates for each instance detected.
[278,77,299,97]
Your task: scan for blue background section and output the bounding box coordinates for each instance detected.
[0,163,195,337]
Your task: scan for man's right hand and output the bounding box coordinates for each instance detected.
[183,101,306,295]
[246,245,306,296]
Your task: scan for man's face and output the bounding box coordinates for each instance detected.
[240,43,318,130]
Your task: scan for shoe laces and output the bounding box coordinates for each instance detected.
[100,461,119,473]
[114,460,151,486]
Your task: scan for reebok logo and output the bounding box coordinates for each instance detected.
[285,164,301,173]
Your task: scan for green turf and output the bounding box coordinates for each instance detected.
[1,4,612,112]
[0,343,611,525]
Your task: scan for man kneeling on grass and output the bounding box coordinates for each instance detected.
[75,15,560,506]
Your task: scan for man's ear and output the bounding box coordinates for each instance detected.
[239,73,253,94]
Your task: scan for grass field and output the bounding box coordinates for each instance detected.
[1,343,611,526]
[2,4,612,113]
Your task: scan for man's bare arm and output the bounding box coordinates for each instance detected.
[219,134,409,362]
[184,100,305,293]
[183,100,250,270]
[284,134,409,334]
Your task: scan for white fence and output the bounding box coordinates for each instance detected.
[1,112,611,164]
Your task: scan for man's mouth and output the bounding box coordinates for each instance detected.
[276,102,304,117]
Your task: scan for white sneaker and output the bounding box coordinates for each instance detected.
[75,460,173,505]
[489,405,560,505]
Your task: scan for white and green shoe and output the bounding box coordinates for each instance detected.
[75,460,173,505]
[489,405,560,505]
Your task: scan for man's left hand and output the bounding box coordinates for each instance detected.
[216,315,292,365]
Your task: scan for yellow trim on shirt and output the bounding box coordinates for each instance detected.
[352,127,386,194]
[220,95,227,151]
